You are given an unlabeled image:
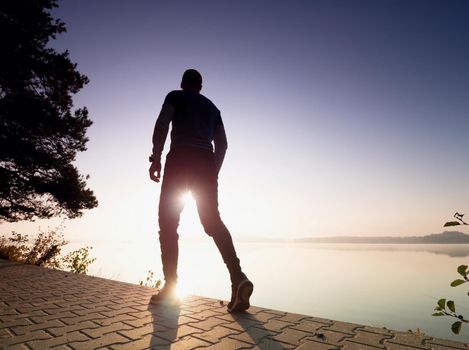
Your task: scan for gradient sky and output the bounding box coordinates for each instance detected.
[2,0,469,242]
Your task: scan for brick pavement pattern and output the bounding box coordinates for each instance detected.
[1,259,468,350]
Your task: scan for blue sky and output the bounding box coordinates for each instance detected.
[2,0,469,241]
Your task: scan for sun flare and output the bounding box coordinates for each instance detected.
[175,281,192,299]
[180,191,193,205]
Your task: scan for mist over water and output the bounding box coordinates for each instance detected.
[65,240,469,342]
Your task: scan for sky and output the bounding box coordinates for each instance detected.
[2,0,469,242]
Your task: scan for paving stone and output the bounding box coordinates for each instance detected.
[184,298,215,307]
[28,330,89,349]
[215,313,264,329]
[0,318,32,330]
[297,340,340,350]
[71,305,112,316]
[249,311,279,323]
[118,322,169,340]
[188,317,230,331]
[29,311,80,324]
[177,315,202,325]
[60,312,109,326]
[384,344,429,350]
[0,328,12,339]
[304,330,354,346]
[426,345,469,350]
[154,324,204,342]
[384,332,432,349]
[262,318,296,332]
[251,337,296,349]
[228,325,277,345]
[292,320,329,334]
[303,316,335,326]
[126,310,156,322]
[219,320,249,333]
[180,303,214,314]
[348,330,393,347]
[425,338,469,350]
[100,306,139,318]
[52,300,88,309]
[180,309,223,321]
[247,305,268,315]
[274,311,310,324]
[122,317,155,329]
[10,319,64,336]
[15,303,61,314]
[341,341,382,349]
[323,321,364,335]
[47,321,100,337]
[105,301,144,311]
[360,326,394,336]
[0,330,52,346]
[95,313,138,327]
[192,325,241,344]
[262,309,288,316]
[271,328,311,345]
[69,332,130,350]
[111,334,170,349]
[169,335,212,350]
[77,300,116,309]
[2,344,30,350]
[199,337,253,349]
[0,308,19,317]
[81,322,133,338]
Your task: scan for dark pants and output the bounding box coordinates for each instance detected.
[158,147,243,285]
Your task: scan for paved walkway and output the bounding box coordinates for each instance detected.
[0,259,467,350]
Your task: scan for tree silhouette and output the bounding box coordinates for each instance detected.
[0,0,97,222]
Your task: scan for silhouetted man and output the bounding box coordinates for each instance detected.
[149,69,253,312]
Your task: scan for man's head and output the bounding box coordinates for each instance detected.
[181,69,202,92]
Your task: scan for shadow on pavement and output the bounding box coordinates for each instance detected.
[147,302,181,349]
[233,312,290,350]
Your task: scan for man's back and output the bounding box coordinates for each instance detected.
[165,90,222,152]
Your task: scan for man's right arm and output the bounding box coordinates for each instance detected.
[152,103,174,162]
[149,103,174,182]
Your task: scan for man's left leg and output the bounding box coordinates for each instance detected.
[192,166,253,312]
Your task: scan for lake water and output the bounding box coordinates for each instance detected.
[66,240,469,342]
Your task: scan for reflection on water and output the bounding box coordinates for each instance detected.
[294,243,469,258]
[69,241,469,342]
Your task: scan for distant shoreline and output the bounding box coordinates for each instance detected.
[235,231,469,244]
[293,231,469,244]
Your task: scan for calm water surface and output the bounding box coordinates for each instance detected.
[66,240,469,342]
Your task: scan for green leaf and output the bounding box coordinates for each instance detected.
[444,221,461,227]
[447,300,456,313]
[457,265,468,277]
[451,321,462,334]
[434,306,443,311]
[437,298,446,309]
[432,312,445,316]
[451,279,466,287]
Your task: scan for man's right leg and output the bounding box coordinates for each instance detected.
[151,157,185,303]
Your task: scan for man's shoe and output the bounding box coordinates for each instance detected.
[149,283,178,305]
[227,278,253,313]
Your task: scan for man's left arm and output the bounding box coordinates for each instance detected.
[213,122,228,175]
